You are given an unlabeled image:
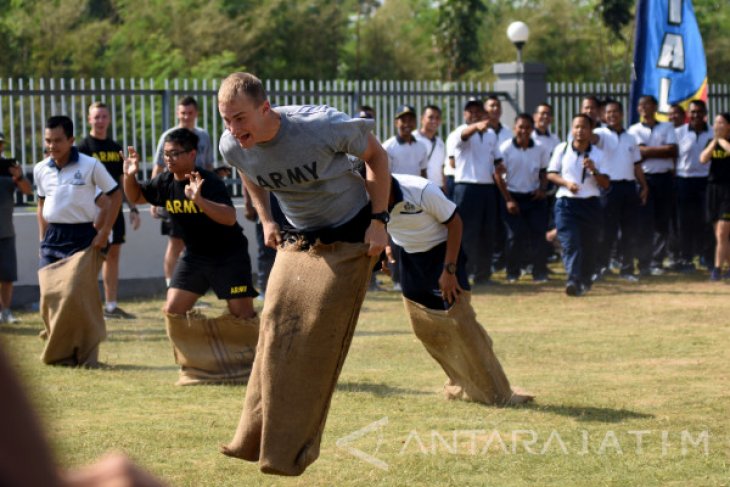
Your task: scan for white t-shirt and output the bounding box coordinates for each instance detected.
[413,131,446,186]
[388,173,456,254]
[34,148,118,224]
[627,121,677,174]
[547,142,605,199]
[492,124,513,146]
[444,130,459,177]
[453,124,502,184]
[532,129,561,155]
[382,136,429,176]
[498,138,550,193]
[675,124,713,178]
[593,127,642,181]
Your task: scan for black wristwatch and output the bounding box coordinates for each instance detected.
[129,207,139,214]
[371,211,390,224]
[444,263,457,275]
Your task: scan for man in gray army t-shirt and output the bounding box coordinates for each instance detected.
[217,72,389,476]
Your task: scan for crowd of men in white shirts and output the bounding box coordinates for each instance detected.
[373,93,723,296]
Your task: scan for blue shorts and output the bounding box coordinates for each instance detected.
[39,222,97,268]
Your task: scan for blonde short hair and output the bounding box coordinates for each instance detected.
[218,72,267,106]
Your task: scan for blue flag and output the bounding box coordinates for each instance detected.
[630,0,708,123]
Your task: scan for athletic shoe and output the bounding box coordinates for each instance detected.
[506,274,520,283]
[533,275,548,283]
[565,281,580,297]
[392,282,402,292]
[650,267,665,276]
[1,310,20,324]
[709,268,721,281]
[619,273,639,282]
[104,306,136,319]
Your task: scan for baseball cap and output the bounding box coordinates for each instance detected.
[394,105,416,119]
[464,97,483,110]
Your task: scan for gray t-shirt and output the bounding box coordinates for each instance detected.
[155,126,214,169]
[219,105,373,231]
[0,176,16,239]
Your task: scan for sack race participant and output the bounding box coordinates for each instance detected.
[217,72,389,476]
[39,248,106,366]
[122,128,258,385]
[33,115,122,366]
[386,173,533,406]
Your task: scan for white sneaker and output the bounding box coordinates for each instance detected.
[1,310,19,324]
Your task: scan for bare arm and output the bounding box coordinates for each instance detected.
[121,148,148,205]
[439,212,465,305]
[493,164,518,215]
[91,189,121,249]
[37,198,47,242]
[8,166,32,195]
[460,121,489,141]
[183,172,237,226]
[634,164,649,205]
[243,174,280,249]
[547,172,579,194]
[360,133,390,256]
[639,144,678,159]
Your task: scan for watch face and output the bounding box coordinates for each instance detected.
[445,263,457,274]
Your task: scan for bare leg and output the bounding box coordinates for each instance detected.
[227,297,256,319]
[164,237,185,280]
[0,281,12,311]
[716,221,730,269]
[102,244,121,304]
[164,287,201,315]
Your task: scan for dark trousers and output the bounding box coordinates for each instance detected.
[676,176,714,265]
[599,180,640,275]
[39,222,97,268]
[502,193,548,278]
[555,197,602,286]
[453,183,497,281]
[444,175,455,201]
[638,172,674,271]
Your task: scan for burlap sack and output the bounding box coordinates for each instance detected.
[38,248,105,367]
[222,241,375,476]
[403,293,514,406]
[165,311,259,386]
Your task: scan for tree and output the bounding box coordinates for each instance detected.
[436,0,487,80]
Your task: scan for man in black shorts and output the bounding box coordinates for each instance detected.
[122,128,258,384]
[77,102,140,319]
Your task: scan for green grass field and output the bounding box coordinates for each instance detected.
[2,270,729,487]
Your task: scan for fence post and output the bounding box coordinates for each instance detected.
[161,89,171,131]
[492,62,547,121]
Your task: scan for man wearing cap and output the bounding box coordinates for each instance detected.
[451,98,502,284]
[382,105,428,178]
[0,132,32,324]
[413,105,446,190]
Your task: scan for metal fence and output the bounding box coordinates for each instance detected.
[2,77,730,202]
[547,81,730,138]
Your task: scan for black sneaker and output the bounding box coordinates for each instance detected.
[565,281,580,296]
[104,306,136,319]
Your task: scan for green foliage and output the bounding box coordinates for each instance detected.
[0,0,727,82]
[436,0,487,80]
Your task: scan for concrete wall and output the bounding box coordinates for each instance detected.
[11,204,259,308]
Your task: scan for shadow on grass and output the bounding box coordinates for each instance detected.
[354,329,411,337]
[522,403,654,423]
[97,363,179,372]
[337,381,430,397]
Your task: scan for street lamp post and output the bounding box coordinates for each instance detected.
[506,21,530,64]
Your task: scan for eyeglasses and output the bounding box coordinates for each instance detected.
[163,149,191,159]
